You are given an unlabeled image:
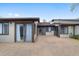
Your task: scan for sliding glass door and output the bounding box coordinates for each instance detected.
[16,24,25,42]
[25,24,32,42]
[16,24,32,42]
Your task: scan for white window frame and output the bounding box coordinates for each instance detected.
[0,23,9,35]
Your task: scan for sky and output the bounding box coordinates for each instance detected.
[0,3,79,22]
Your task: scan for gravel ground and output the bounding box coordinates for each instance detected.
[0,35,79,56]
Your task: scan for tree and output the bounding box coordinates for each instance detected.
[43,19,46,22]
[70,3,79,12]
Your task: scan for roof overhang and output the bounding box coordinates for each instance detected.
[0,18,40,22]
[52,19,79,25]
[37,22,54,27]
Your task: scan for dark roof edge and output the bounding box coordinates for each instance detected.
[0,17,40,22]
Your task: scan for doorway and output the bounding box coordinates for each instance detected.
[54,26,58,36]
[16,24,33,42]
[16,24,25,42]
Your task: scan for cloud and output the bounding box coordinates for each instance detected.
[14,13,20,17]
[8,13,13,16]
[7,13,20,17]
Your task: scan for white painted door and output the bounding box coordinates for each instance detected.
[26,24,32,42]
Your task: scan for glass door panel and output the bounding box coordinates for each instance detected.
[26,24,32,42]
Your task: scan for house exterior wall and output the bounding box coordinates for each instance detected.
[60,26,73,37]
[34,24,37,41]
[53,20,79,38]
[0,22,15,42]
[60,25,79,38]
[37,26,54,36]
[34,21,38,42]
[67,25,79,36]
[60,34,69,38]
[75,25,79,35]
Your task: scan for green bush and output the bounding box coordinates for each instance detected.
[71,35,79,40]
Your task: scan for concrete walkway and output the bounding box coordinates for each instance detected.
[0,35,79,56]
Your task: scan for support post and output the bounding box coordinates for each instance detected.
[58,25,61,37]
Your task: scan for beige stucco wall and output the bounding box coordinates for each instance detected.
[0,22,15,42]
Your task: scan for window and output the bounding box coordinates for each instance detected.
[0,24,2,34]
[0,23,9,35]
[3,23,9,34]
[61,26,68,34]
[48,27,51,32]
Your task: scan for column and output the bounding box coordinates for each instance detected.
[58,25,61,37]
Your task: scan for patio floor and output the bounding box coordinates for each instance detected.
[0,35,79,56]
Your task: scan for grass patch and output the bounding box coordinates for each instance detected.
[70,35,79,40]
